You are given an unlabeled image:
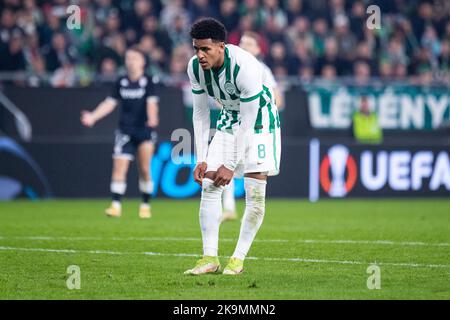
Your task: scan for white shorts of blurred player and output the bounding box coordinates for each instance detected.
[205,128,281,177]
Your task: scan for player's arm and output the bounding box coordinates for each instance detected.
[146,99,159,128]
[273,86,284,109]
[215,97,260,187]
[265,65,284,109]
[146,80,160,128]
[81,80,120,127]
[80,97,117,127]
[192,93,210,162]
[223,98,260,171]
[188,59,210,185]
[214,57,262,187]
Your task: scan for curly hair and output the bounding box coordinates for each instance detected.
[189,17,227,42]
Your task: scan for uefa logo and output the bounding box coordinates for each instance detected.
[320,145,357,197]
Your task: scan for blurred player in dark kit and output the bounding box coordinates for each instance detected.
[81,46,159,218]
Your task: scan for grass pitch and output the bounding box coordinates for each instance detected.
[0,199,449,300]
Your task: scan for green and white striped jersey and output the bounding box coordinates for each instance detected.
[187,44,280,134]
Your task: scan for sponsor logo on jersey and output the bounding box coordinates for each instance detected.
[119,88,146,99]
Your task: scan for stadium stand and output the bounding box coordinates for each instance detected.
[0,0,449,86]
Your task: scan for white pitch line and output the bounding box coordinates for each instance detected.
[0,247,77,254]
[0,246,449,269]
[0,235,449,247]
[0,235,287,243]
[296,239,450,247]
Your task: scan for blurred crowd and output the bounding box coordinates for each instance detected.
[1,0,450,87]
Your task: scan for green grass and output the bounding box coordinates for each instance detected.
[0,199,449,300]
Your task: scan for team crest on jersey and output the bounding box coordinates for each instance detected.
[139,77,147,87]
[224,81,236,95]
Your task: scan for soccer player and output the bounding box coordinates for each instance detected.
[184,18,281,275]
[80,46,159,218]
[220,31,284,222]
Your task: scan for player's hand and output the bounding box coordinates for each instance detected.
[214,165,234,187]
[194,162,207,186]
[81,111,96,127]
[147,117,159,128]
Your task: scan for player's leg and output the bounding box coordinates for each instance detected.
[224,173,267,275]
[184,170,223,275]
[185,132,231,275]
[106,130,134,217]
[106,156,131,217]
[136,141,154,218]
[200,170,224,257]
[222,179,237,222]
[224,123,280,274]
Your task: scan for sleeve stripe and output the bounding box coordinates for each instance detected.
[240,90,262,102]
[105,96,117,103]
[147,96,160,103]
[233,64,240,81]
[192,89,205,94]
[233,64,241,95]
[192,58,200,83]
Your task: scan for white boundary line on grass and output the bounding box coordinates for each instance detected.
[0,235,449,247]
[0,246,449,269]
[0,235,286,243]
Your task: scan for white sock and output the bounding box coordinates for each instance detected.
[111,181,126,194]
[222,179,236,212]
[111,181,126,210]
[139,179,154,194]
[139,179,153,208]
[232,177,267,260]
[112,201,121,209]
[199,178,224,257]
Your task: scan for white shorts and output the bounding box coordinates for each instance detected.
[205,129,281,178]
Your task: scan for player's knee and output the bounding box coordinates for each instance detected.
[201,178,223,200]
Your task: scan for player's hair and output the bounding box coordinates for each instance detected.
[242,31,261,48]
[126,45,149,68]
[189,17,227,42]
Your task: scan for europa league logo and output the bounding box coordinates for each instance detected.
[328,145,349,197]
[320,145,357,197]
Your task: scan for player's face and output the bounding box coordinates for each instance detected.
[239,35,260,57]
[193,38,225,70]
[125,50,145,74]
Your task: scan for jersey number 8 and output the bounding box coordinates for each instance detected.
[258,144,266,159]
